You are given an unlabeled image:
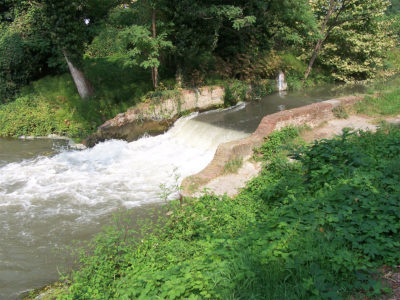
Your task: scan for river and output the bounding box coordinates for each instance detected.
[0,86,363,299]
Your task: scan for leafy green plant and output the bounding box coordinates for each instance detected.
[254,125,302,160]
[43,126,400,300]
[223,80,249,107]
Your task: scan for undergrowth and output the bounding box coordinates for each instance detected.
[253,125,307,161]
[223,80,250,107]
[46,125,400,299]
[355,80,400,116]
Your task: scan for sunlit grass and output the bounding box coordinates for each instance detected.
[0,55,153,140]
[355,78,400,116]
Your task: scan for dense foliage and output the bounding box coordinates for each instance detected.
[0,0,399,139]
[1,0,398,103]
[314,0,394,81]
[53,123,400,299]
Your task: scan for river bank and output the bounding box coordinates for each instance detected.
[0,82,366,299]
[192,108,400,198]
[181,95,363,196]
[183,79,400,197]
[25,82,400,299]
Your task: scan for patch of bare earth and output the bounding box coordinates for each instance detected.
[194,156,262,198]
[302,115,378,142]
[381,266,400,300]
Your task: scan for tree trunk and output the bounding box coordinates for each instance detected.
[151,8,159,89]
[63,51,94,99]
[304,40,323,81]
[304,0,336,81]
[175,62,183,88]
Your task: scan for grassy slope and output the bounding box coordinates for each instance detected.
[36,85,400,299]
[0,55,153,140]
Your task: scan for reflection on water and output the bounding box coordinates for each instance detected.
[195,83,365,133]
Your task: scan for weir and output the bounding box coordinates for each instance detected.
[0,111,248,299]
[0,85,365,299]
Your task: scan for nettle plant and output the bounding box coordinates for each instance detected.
[62,127,400,299]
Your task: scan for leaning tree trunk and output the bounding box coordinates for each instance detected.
[304,0,336,81]
[304,39,324,81]
[151,8,159,89]
[63,51,94,99]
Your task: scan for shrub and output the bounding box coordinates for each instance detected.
[223,80,249,107]
[254,126,302,160]
[57,127,400,299]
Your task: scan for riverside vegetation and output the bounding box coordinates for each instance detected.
[3,0,400,298]
[30,85,400,299]
[1,0,400,140]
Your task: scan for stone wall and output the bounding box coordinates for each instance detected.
[181,96,363,195]
[84,86,225,147]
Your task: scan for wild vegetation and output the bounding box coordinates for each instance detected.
[37,103,400,299]
[23,76,400,298]
[1,0,399,139]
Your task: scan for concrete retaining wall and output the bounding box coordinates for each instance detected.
[84,86,225,146]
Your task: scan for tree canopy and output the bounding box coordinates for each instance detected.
[0,0,398,102]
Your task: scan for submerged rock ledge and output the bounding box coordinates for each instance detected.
[181,95,363,196]
[84,86,225,147]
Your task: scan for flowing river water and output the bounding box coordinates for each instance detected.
[0,86,363,299]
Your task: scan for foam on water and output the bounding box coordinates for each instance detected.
[1,113,247,210]
[0,112,249,299]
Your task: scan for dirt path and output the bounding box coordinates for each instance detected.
[197,114,400,198]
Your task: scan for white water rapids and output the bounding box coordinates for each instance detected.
[0,112,249,299]
[0,82,363,298]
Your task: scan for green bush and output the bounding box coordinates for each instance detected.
[54,126,400,299]
[0,31,30,103]
[0,5,64,104]
[250,79,276,99]
[0,96,57,137]
[254,125,302,160]
[223,80,249,107]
